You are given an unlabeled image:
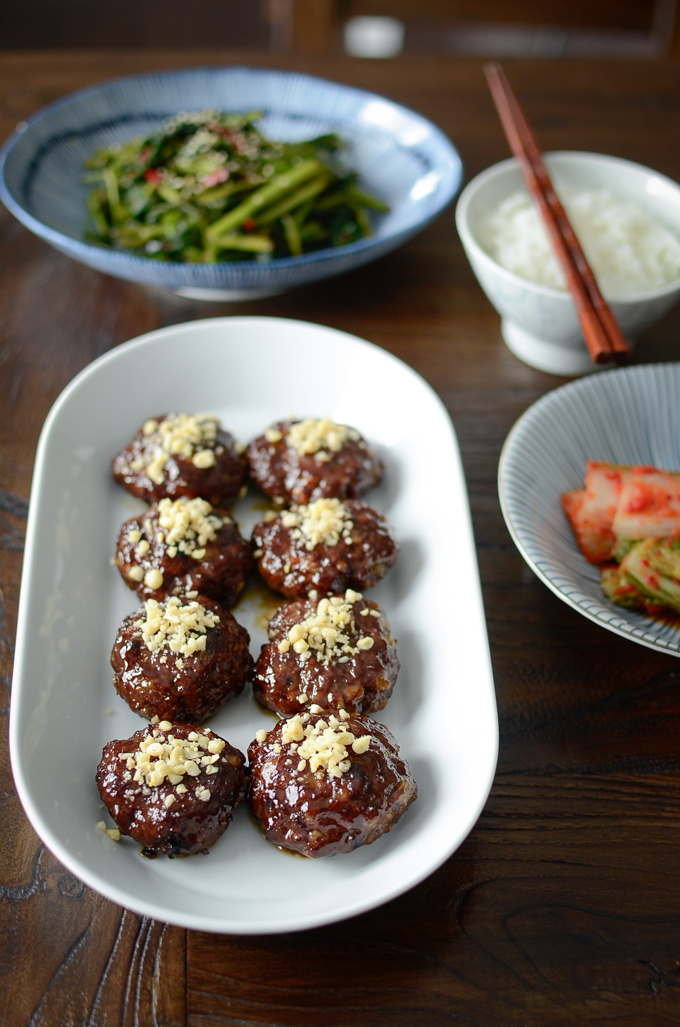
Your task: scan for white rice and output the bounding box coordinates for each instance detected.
[477,188,680,297]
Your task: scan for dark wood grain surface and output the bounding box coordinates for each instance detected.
[3,50,680,1027]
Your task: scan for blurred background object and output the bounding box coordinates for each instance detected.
[343,16,405,57]
[334,0,679,58]
[2,0,679,57]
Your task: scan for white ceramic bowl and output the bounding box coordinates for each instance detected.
[456,151,680,376]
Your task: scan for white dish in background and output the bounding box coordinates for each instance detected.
[10,316,497,934]
[456,152,680,376]
[499,362,680,655]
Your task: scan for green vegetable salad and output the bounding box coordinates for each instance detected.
[84,110,388,262]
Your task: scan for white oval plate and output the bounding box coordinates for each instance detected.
[11,316,497,934]
[499,362,680,656]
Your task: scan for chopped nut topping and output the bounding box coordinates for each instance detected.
[140,413,219,484]
[128,528,142,544]
[265,427,283,443]
[352,735,371,754]
[144,568,164,590]
[137,539,150,556]
[286,418,358,459]
[128,565,145,582]
[155,496,224,559]
[255,729,267,742]
[126,729,225,792]
[281,498,353,550]
[192,449,216,469]
[135,596,219,656]
[97,821,121,841]
[280,713,370,779]
[278,590,375,667]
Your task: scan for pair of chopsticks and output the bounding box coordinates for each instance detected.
[483,62,630,366]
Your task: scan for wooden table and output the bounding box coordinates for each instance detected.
[3,50,680,1027]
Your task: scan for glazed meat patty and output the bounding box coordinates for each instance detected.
[115,496,252,607]
[255,591,399,717]
[252,497,398,599]
[248,710,417,858]
[97,722,248,857]
[112,412,247,506]
[111,594,253,723]
[246,418,382,505]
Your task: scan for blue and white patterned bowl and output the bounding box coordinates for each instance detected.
[499,363,680,655]
[0,66,462,300]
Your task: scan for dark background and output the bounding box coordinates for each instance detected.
[2,0,678,57]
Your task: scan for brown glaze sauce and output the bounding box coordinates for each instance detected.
[115,502,252,608]
[248,713,417,859]
[252,499,398,600]
[111,596,253,723]
[97,723,248,857]
[254,596,399,717]
[112,414,247,506]
[246,420,383,505]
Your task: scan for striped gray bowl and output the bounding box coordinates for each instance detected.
[499,363,680,655]
[0,66,462,299]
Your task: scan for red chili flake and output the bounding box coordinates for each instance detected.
[201,168,229,189]
[242,218,256,231]
[230,132,248,154]
[143,168,162,184]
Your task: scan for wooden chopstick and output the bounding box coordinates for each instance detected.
[483,62,630,366]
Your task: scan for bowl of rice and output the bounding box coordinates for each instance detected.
[455,151,680,375]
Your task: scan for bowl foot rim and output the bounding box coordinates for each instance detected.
[500,318,635,376]
[174,286,286,302]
